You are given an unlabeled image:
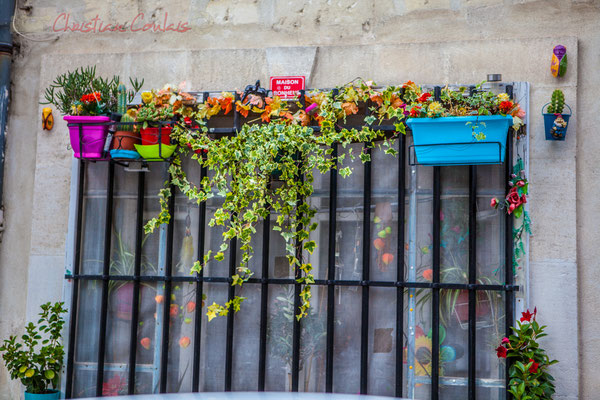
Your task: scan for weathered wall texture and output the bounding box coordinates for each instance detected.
[1,0,599,399]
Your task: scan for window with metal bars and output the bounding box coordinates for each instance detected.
[62,87,518,400]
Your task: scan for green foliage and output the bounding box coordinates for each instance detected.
[136,102,175,130]
[117,84,127,115]
[547,89,565,114]
[145,80,401,319]
[41,66,143,116]
[497,310,558,400]
[0,302,67,394]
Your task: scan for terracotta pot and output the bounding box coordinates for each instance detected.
[111,131,141,151]
[140,126,172,145]
[454,290,491,323]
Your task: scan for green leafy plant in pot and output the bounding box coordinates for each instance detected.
[42,66,142,158]
[0,302,67,399]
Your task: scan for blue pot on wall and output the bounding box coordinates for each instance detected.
[406,115,513,166]
[542,103,571,141]
[24,390,60,400]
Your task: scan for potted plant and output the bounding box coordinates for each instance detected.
[134,88,179,160]
[403,81,525,165]
[0,302,67,399]
[110,84,141,159]
[542,89,571,141]
[41,66,142,159]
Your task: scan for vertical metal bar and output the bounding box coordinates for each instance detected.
[65,160,86,398]
[95,161,115,396]
[159,183,176,393]
[406,162,417,399]
[431,166,441,400]
[395,133,406,398]
[127,172,145,395]
[430,86,442,400]
[225,92,241,391]
[192,161,207,392]
[325,139,338,393]
[192,92,210,393]
[504,85,514,399]
[257,181,270,391]
[468,166,477,400]
[360,144,372,394]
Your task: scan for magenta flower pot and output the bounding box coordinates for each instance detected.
[64,115,110,158]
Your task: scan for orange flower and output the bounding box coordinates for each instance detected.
[155,295,164,304]
[422,269,433,281]
[342,102,358,116]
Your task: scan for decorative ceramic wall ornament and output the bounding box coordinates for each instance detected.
[550,45,567,77]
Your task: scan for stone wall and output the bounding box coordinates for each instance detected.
[2,0,599,399]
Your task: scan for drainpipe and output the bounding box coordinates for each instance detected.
[0,0,15,242]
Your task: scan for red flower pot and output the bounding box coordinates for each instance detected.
[140,126,172,145]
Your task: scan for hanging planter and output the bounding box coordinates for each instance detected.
[64,115,110,159]
[406,115,513,166]
[542,90,571,141]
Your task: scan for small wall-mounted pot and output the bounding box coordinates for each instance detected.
[542,103,572,141]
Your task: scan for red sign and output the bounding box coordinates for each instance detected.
[270,76,305,99]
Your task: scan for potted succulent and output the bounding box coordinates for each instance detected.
[0,302,67,399]
[41,66,142,159]
[542,89,571,141]
[110,84,141,159]
[403,81,525,165]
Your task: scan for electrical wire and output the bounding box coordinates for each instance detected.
[11,0,60,42]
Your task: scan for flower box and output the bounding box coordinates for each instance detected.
[406,115,513,166]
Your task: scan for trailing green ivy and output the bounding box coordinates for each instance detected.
[145,81,403,319]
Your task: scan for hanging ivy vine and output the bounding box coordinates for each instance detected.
[142,79,528,320]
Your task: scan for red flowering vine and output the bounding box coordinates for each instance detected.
[494,307,558,399]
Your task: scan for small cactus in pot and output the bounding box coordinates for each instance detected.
[546,89,565,114]
[111,84,141,152]
[543,89,571,141]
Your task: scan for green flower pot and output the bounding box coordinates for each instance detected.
[24,390,60,400]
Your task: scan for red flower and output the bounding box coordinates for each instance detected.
[184,117,192,125]
[496,345,508,358]
[499,101,514,114]
[409,106,421,117]
[507,187,522,207]
[528,358,539,373]
[490,198,498,208]
[521,194,527,204]
[80,92,102,104]
[418,93,432,103]
[517,180,525,187]
[508,203,516,214]
[520,309,533,323]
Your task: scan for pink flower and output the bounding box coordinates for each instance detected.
[490,198,498,208]
[517,180,525,187]
[508,203,516,214]
[502,337,510,344]
[516,107,526,119]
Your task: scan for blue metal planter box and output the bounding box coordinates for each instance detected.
[406,115,513,166]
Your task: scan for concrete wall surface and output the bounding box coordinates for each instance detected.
[1,0,599,399]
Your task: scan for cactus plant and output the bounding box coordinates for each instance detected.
[116,84,134,132]
[547,89,565,114]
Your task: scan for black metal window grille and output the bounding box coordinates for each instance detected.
[64,86,518,399]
